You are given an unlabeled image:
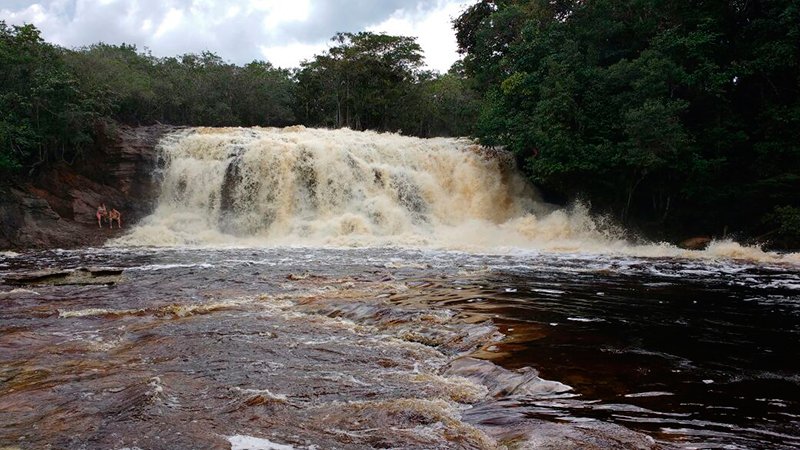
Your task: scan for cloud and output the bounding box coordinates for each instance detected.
[258,41,326,69]
[367,0,471,72]
[0,0,474,71]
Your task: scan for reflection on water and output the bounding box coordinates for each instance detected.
[1,247,798,449]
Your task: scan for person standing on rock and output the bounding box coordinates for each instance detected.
[96,204,108,228]
[108,208,122,228]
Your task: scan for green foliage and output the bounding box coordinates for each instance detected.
[454,0,800,240]
[0,21,103,173]
[296,32,423,131]
[236,61,295,126]
[415,70,481,137]
[768,206,800,247]
[295,32,478,136]
[63,43,154,123]
[63,45,296,126]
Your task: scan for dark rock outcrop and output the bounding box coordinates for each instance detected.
[0,124,179,250]
[3,267,124,286]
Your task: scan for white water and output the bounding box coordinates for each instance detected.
[114,126,798,264]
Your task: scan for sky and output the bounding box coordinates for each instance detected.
[0,0,475,72]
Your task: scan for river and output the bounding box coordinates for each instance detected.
[1,127,799,449]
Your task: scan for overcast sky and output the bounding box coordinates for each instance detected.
[0,0,475,72]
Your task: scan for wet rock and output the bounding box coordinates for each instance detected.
[0,187,90,249]
[0,124,180,250]
[444,357,572,398]
[2,269,71,285]
[3,267,123,286]
[493,418,663,449]
[467,144,516,169]
[86,267,124,276]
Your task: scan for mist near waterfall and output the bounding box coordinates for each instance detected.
[114,126,797,264]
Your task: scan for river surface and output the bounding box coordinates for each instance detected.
[3,127,799,448]
[1,246,798,449]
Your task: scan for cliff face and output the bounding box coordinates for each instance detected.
[0,125,176,250]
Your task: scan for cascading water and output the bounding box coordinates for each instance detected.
[116,126,621,249]
[115,126,799,263]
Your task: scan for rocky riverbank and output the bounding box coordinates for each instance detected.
[0,124,176,250]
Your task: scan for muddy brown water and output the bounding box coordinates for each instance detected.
[1,247,798,449]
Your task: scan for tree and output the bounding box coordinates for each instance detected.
[408,65,481,137]
[234,61,295,126]
[63,43,156,124]
[65,44,296,127]
[454,0,800,241]
[296,32,424,131]
[0,21,103,173]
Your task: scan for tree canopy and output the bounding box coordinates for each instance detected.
[0,22,105,172]
[454,0,800,244]
[295,31,478,135]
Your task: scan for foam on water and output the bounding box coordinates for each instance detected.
[57,299,250,319]
[111,126,799,264]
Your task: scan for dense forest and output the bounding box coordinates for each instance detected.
[454,0,799,246]
[1,0,798,247]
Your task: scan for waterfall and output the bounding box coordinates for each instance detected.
[113,126,641,252]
